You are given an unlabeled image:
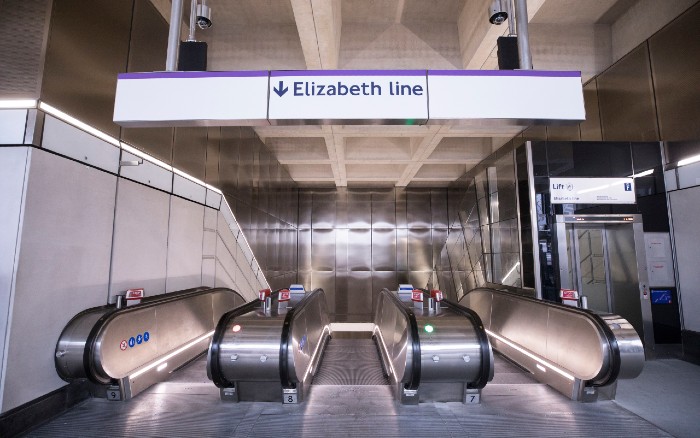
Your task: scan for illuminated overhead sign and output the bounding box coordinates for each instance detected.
[550,177,636,204]
[113,69,585,127]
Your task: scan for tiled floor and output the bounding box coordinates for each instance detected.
[25,351,695,437]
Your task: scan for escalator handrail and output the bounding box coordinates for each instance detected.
[462,287,621,387]
[419,288,491,389]
[82,287,246,385]
[279,288,325,389]
[377,288,421,391]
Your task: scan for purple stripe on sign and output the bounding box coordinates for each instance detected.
[428,70,581,78]
[118,71,269,80]
[270,70,427,77]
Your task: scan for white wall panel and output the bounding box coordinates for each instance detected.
[0,110,28,144]
[110,178,169,298]
[172,174,206,205]
[165,196,204,292]
[1,149,116,412]
[205,189,222,209]
[202,257,216,287]
[0,147,30,407]
[670,187,700,332]
[119,151,173,193]
[42,115,120,174]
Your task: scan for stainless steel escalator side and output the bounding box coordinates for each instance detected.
[207,288,330,403]
[55,287,247,400]
[461,287,644,401]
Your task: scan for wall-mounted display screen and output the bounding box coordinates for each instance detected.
[651,289,673,304]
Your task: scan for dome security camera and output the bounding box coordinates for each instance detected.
[196,2,212,29]
[489,0,508,25]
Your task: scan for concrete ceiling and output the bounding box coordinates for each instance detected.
[151,0,682,187]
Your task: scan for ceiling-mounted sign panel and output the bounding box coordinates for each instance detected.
[550,177,636,204]
[113,71,269,127]
[428,70,585,123]
[267,70,428,124]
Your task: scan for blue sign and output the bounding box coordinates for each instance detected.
[299,335,307,352]
[624,183,632,191]
[143,331,150,342]
[136,334,143,344]
[128,337,136,348]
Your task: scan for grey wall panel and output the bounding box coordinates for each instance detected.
[395,189,408,228]
[649,3,700,141]
[298,191,312,229]
[202,258,215,287]
[409,271,432,290]
[205,128,221,187]
[312,192,336,229]
[670,187,700,332]
[432,229,448,270]
[348,228,372,271]
[219,127,240,195]
[312,271,336,315]
[347,271,373,317]
[2,149,116,412]
[0,147,30,402]
[41,0,133,138]
[372,229,397,271]
[372,200,396,229]
[408,228,432,272]
[110,178,169,298]
[372,271,398,294]
[597,43,659,142]
[0,110,27,144]
[396,228,409,271]
[311,229,335,271]
[165,196,204,292]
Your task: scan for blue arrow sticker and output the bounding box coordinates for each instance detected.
[136,334,143,344]
[273,81,288,97]
[128,337,136,348]
[143,331,150,342]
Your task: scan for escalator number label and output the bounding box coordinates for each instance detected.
[136,334,143,344]
[144,332,150,342]
[128,337,136,348]
[284,394,297,404]
[120,340,127,351]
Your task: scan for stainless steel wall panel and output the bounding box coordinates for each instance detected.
[41,0,133,138]
[406,190,431,228]
[121,0,172,163]
[580,80,603,141]
[165,196,204,292]
[431,190,448,229]
[335,229,349,272]
[409,271,432,290]
[311,229,335,271]
[372,195,396,229]
[2,149,116,412]
[597,43,659,142]
[347,228,372,271]
[432,229,448,270]
[395,188,408,228]
[312,192,336,229]
[110,178,169,298]
[372,229,397,271]
[312,271,336,316]
[298,191,312,229]
[649,3,700,141]
[408,229,432,272]
[396,228,409,272]
[219,127,240,195]
[347,190,371,229]
[297,229,312,271]
[173,128,207,182]
[347,271,373,317]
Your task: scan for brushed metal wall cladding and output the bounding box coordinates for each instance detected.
[649,2,700,141]
[0,0,51,98]
[579,81,603,141]
[597,43,659,142]
[41,0,133,138]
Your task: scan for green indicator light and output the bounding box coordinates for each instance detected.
[424,324,434,333]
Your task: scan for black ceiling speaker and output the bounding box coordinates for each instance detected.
[497,36,519,70]
[178,41,208,71]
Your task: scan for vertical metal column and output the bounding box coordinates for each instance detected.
[166,0,184,71]
[525,142,542,297]
[514,0,532,70]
